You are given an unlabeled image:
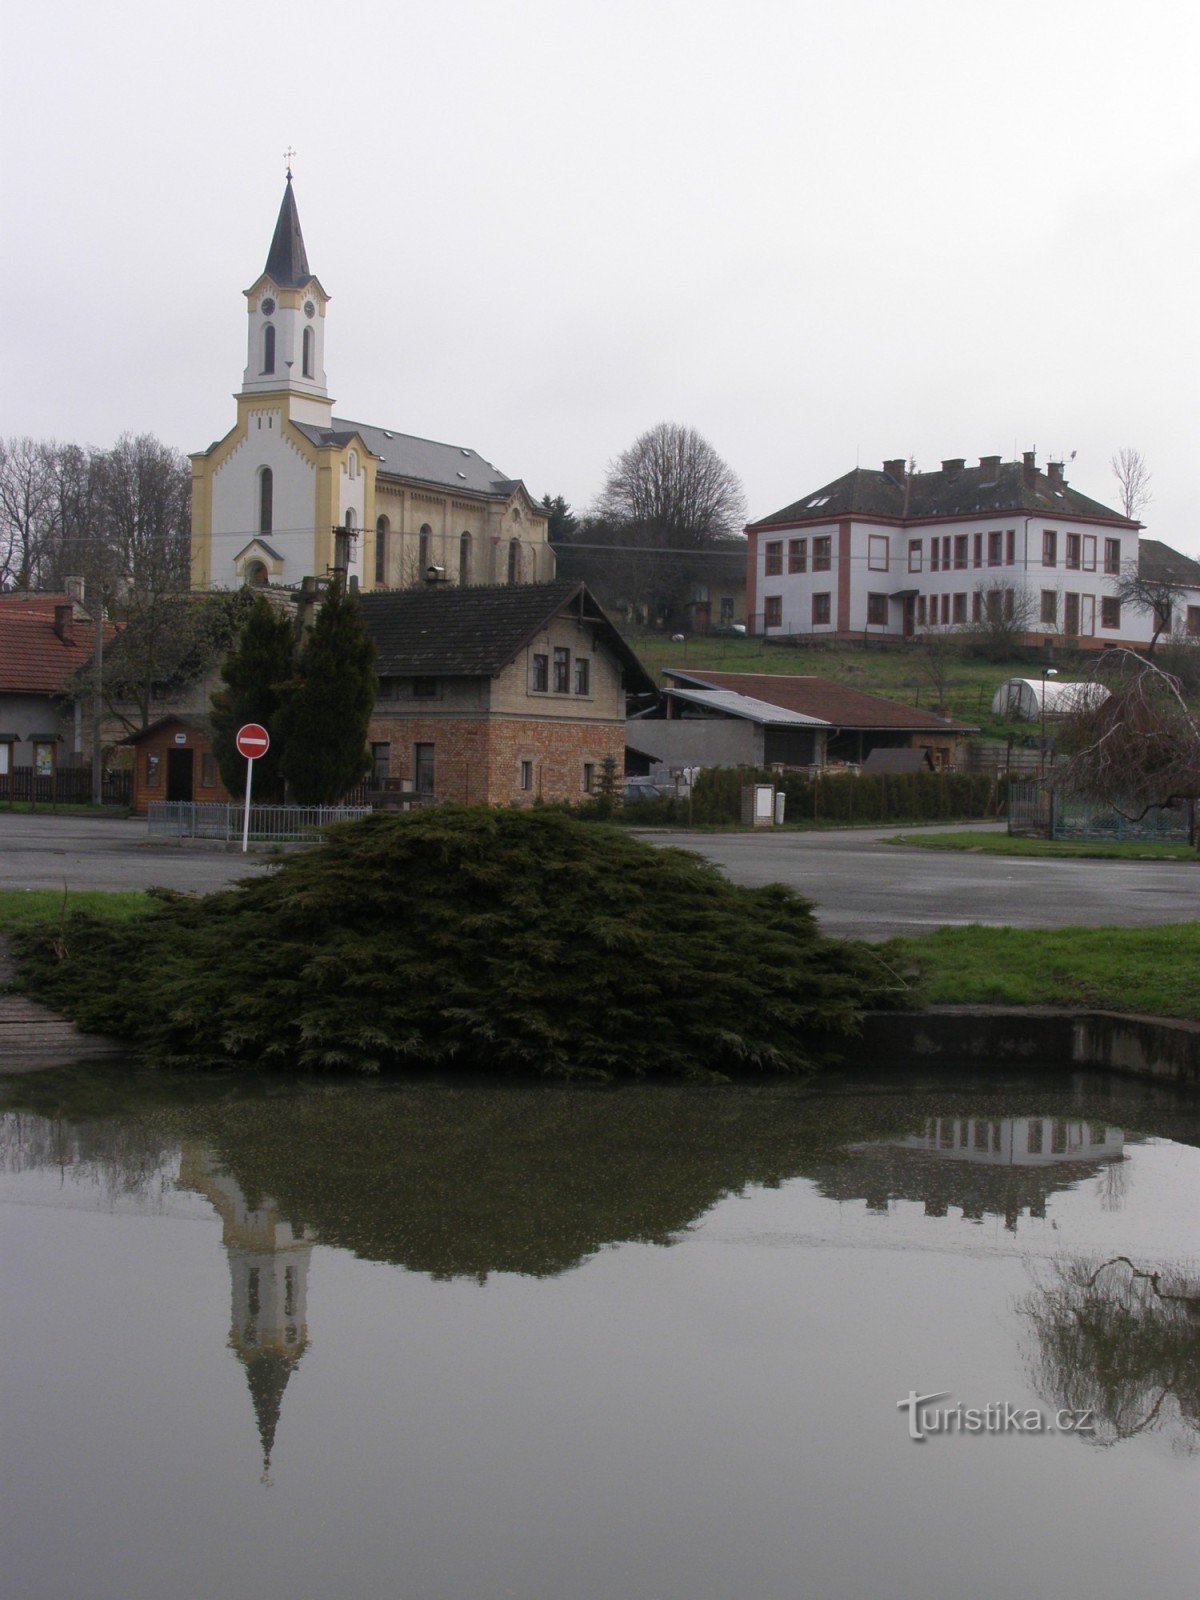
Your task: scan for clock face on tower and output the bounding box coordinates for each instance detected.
[260,296,276,316]
[304,300,316,319]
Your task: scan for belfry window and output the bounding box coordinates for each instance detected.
[302,326,314,378]
[508,539,521,583]
[459,531,471,585]
[259,467,273,534]
[262,324,275,374]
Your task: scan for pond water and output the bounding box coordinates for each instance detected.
[2,1063,1199,1600]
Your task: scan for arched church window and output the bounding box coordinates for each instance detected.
[508,539,521,584]
[259,467,273,534]
[302,326,314,378]
[262,324,275,374]
[344,508,356,529]
[375,516,389,586]
[459,531,471,585]
[348,451,358,480]
[418,524,431,576]
[245,560,269,588]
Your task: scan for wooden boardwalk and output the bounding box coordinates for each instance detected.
[0,937,125,1073]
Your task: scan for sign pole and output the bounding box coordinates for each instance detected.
[242,754,254,853]
[234,724,270,853]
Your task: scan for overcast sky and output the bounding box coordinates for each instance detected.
[3,0,1196,546]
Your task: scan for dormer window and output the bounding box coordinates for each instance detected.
[262,324,275,374]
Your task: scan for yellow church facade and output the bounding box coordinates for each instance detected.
[190,175,553,595]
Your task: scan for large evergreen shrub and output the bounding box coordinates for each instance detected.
[16,809,903,1079]
[209,596,296,800]
[276,580,377,803]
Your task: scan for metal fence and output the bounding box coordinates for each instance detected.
[148,801,372,843]
[0,766,132,806]
[1007,780,1194,843]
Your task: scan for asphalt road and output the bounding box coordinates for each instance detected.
[1,813,1197,940]
[637,824,1200,940]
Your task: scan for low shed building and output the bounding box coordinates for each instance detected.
[630,669,976,772]
[124,715,230,814]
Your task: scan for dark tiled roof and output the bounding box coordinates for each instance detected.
[663,670,977,732]
[293,418,537,504]
[264,178,312,289]
[750,459,1132,530]
[0,594,110,694]
[1138,538,1200,587]
[358,580,655,690]
[121,714,215,746]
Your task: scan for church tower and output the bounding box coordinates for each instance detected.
[241,173,333,427]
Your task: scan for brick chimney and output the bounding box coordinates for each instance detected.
[882,458,906,483]
[979,455,1001,480]
[53,604,74,645]
[1022,450,1037,486]
[941,458,965,479]
[1047,460,1065,488]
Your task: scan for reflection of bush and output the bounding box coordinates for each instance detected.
[9,1072,1200,1283]
[1022,1256,1200,1451]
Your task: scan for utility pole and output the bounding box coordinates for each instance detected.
[90,584,104,806]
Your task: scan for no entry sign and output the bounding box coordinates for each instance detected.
[236,724,271,759]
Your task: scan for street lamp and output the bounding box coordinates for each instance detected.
[1039,666,1058,781]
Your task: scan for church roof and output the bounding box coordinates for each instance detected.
[293,417,533,504]
[358,579,655,690]
[242,1348,302,1478]
[263,177,312,288]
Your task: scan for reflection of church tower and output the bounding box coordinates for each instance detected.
[178,1147,317,1480]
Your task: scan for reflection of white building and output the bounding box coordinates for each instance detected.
[889,1116,1125,1168]
[178,1148,316,1480]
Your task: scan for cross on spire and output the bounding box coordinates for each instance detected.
[283,146,296,181]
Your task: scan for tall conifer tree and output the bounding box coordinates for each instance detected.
[210,596,296,800]
[276,580,377,804]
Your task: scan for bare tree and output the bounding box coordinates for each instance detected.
[596,423,747,549]
[1113,557,1191,657]
[1055,649,1200,819]
[1111,447,1152,521]
[961,580,1038,662]
[0,436,56,588]
[592,423,746,624]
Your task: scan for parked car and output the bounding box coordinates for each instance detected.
[622,779,671,804]
[711,623,746,637]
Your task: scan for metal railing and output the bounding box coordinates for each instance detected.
[148,801,372,843]
[1007,780,1194,843]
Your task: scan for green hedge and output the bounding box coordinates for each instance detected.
[613,766,1007,827]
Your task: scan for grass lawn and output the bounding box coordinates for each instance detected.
[884,830,1199,862]
[886,923,1200,1020]
[0,802,131,817]
[0,888,153,935]
[620,630,1042,736]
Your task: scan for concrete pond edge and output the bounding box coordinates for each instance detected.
[856,1005,1200,1086]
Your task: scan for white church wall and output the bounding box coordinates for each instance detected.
[209,411,317,587]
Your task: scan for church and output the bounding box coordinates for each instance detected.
[189,174,554,594]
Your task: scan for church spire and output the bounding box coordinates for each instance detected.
[263,174,312,289]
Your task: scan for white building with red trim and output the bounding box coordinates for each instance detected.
[745,453,1200,649]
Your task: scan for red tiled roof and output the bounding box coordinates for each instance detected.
[0,594,108,694]
[663,669,977,732]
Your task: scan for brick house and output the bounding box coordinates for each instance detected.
[357,581,654,805]
[124,715,231,813]
[744,452,1200,648]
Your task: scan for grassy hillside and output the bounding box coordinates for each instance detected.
[619,630,1050,738]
